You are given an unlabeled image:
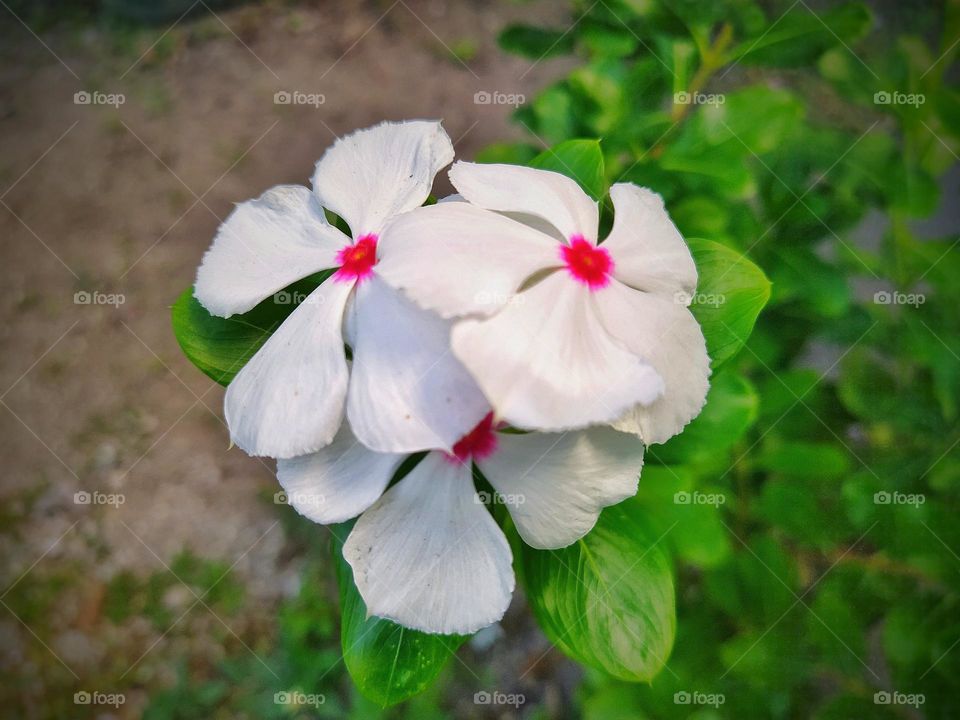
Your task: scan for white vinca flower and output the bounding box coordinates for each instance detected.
[377,162,711,444]
[194,121,487,458]
[279,411,645,634]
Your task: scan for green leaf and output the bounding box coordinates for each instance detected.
[579,20,639,58]
[519,496,675,681]
[517,83,578,145]
[687,238,771,369]
[474,142,539,165]
[768,246,850,318]
[702,86,806,154]
[568,60,630,137]
[655,370,759,464]
[757,475,849,550]
[498,24,575,59]
[170,272,332,385]
[633,465,732,568]
[659,139,756,198]
[727,2,872,68]
[758,440,852,478]
[529,139,607,201]
[331,523,466,707]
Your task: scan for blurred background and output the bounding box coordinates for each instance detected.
[0,0,958,718]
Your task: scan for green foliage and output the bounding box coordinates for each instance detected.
[687,238,771,369]
[499,0,960,716]
[529,138,608,200]
[497,23,575,59]
[519,496,676,681]
[103,550,244,629]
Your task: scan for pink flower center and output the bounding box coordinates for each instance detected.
[334,233,378,282]
[561,235,613,290]
[446,412,498,464]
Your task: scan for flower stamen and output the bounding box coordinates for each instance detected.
[446,412,498,463]
[334,233,378,282]
[561,235,613,290]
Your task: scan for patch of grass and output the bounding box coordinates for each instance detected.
[104,549,245,629]
[4,566,81,627]
[171,549,245,614]
[448,38,479,63]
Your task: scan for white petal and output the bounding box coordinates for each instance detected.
[343,452,514,635]
[377,202,559,318]
[478,427,644,549]
[595,279,711,444]
[452,272,665,432]
[311,120,454,237]
[347,275,489,453]
[449,161,599,241]
[276,423,404,524]
[601,184,697,298]
[224,279,353,458]
[195,185,347,318]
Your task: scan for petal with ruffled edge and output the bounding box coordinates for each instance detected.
[343,452,514,635]
[452,272,665,432]
[346,274,489,453]
[601,184,697,299]
[224,279,353,458]
[311,120,454,238]
[195,185,347,318]
[276,423,404,524]
[449,161,599,242]
[477,427,644,549]
[377,202,559,319]
[595,278,710,445]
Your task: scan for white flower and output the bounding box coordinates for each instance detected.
[378,162,711,444]
[194,121,487,458]
[278,412,645,634]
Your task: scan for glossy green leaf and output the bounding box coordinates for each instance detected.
[170,272,332,385]
[529,138,607,201]
[687,238,771,369]
[331,523,466,707]
[519,496,675,681]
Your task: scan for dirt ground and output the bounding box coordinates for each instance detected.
[0,1,574,716]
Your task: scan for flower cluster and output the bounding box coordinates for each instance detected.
[193,120,710,635]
